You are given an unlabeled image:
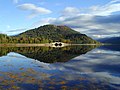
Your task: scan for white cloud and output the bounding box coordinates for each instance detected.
[61,0,120,16]
[3,28,27,35]
[31,0,120,39]
[53,0,120,17]
[89,3,120,16]
[33,14,120,39]
[18,3,52,18]
[108,0,120,4]
[62,7,80,16]
[30,17,56,28]
[79,0,120,16]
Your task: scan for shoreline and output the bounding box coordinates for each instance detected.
[0,43,102,47]
[0,43,49,47]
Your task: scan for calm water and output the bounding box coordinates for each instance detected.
[0,45,120,90]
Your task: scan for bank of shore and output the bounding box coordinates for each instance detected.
[0,43,102,47]
[0,43,49,47]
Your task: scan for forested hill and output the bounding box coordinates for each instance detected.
[0,24,100,44]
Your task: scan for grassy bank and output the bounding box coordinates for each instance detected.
[0,43,49,47]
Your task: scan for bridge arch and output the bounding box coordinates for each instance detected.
[51,42,65,47]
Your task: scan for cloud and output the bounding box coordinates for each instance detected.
[18,3,52,18]
[94,15,120,24]
[7,28,26,32]
[57,0,120,17]
[62,7,80,16]
[32,0,120,39]
[32,14,120,39]
[3,28,27,35]
[82,0,120,16]
[30,17,56,28]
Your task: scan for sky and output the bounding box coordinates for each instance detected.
[0,0,120,39]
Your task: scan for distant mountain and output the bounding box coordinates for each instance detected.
[98,37,120,44]
[0,25,100,44]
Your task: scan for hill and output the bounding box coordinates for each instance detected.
[98,37,120,44]
[0,25,100,44]
[16,24,99,44]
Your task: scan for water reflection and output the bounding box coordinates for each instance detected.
[99,45,120,51]
[0,45,97,63]
[0,45,120,90]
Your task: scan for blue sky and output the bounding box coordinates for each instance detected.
[0,0,120,39]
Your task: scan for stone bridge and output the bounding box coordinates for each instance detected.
[51,42,65,47]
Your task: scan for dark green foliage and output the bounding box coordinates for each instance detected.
[0,24,100,44]
[0,33,49,44]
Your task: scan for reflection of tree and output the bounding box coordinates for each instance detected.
[0,45,98,63]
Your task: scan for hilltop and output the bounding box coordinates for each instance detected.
[0,24,100,44]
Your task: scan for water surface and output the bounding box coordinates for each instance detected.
[0,45,120,90]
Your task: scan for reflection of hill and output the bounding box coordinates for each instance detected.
[0,45,98,63]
